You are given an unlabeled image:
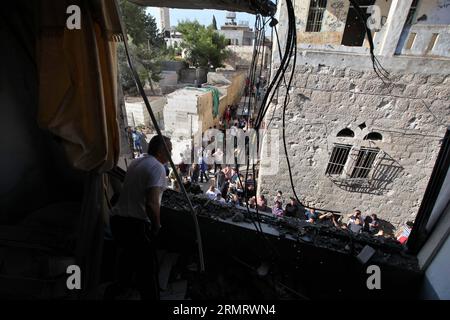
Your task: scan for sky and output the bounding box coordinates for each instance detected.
[146,7,257,32]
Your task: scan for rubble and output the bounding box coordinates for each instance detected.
[161,189,419,272]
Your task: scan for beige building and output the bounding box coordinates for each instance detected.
[125,96,167,129]
[162,71,246,163]
[258,0,450,227]
[218,12,255,46]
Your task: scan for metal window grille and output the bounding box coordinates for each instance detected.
[406,0,419,25]
[350,147,379,179]
[325,144,351,175]
[306,0,327,32]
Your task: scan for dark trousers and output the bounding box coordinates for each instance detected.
[109,215,158,300]
[200,170,209,183]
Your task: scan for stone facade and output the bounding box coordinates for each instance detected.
[258,63,450,227]
[257,0,450,228]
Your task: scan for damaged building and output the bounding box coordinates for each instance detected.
[259,0,450,227]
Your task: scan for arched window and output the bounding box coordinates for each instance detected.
[337,128,355,138]
[364,132,383,141]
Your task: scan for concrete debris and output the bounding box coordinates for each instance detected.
[356,245,376,264]
[162,189,419,272]
[232,212,245,222]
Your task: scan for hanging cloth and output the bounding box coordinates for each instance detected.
[37,0,122,172]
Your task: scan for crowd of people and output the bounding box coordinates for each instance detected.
[143,98,410,244]
[168,159,413,243]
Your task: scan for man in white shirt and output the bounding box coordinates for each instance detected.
[206,185,220,200]
[109,135,171,300]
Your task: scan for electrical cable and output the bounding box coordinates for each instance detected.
[265,24,290,131]
[349,0,390,82]
[256,0,341,214]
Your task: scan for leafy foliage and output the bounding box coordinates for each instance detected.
[118,0,164,48]
[117,0,169,94]
[176,20,229,69]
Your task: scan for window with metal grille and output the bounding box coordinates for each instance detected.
[306,0,327,32]
[405,0,419,25]
[350,148,379,179]
[326,144,351,175]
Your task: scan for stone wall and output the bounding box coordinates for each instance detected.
[258,64,450,227]
[180,68,208,84]
[225,45,271,70]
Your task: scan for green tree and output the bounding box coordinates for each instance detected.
[118,0,165,48]
[117,0,167,94]
[176,20,229,69]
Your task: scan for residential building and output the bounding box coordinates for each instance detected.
[218,12,255,45]
[258,0,450,227]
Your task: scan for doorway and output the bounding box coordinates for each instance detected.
[341,0,375,47]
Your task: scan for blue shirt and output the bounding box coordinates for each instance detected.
[305,210,319,220]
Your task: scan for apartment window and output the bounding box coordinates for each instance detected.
[306,0,327,32]
[326,144,351,175]
[341,0,375,46]
[350,147,379,179]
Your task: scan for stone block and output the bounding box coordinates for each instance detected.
[361,70,379,80]
[403,84,420,98]
[364,80,386,94]
[443,75,450,85]
[345,69,364,79]
[394,99,409,112]
[334,79,352,92]
[295,74,308,88]
[356,94,384,107]
[332,68,346,78]
[400,74,415,84]
[437,87,450,101]
[331,92,344,103]
[412,74,428,85]
[306,75,320,89]
[391,83,407,96]
[317,65,332,75]
[427,75,445,85]
[296,65,311,74]
[325,77,341,91]
[351,79,367,93]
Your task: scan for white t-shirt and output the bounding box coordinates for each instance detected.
[112,155,167,222]
[349,222,363,233]
[230,126,238,137]
[206,189,220,200]
[217,197,226,204]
